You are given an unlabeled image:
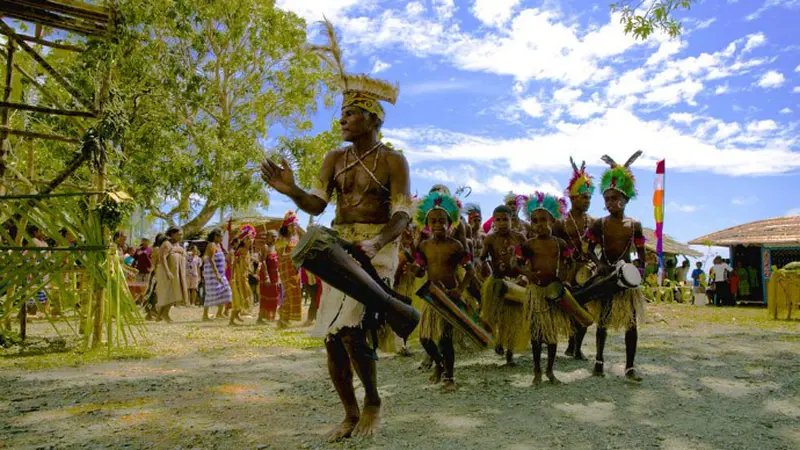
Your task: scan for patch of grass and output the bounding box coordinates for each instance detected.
[0,343,155,371]
[248,330,324,350]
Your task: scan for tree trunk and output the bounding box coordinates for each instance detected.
[181,200,219,237]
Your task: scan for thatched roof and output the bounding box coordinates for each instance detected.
[641,227,702,257]
[688,216,800,247]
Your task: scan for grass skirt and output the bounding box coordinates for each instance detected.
[524,284,573,344]
[587,287,646,331]
[481,277,530,353]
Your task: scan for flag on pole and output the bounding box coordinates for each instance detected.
[653,160,666,284]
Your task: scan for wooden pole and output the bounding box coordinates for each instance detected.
[91,141,107,348]
[0,101,95,117]
[0,35,14,187]
[12,33,86,52]
[0,127,81,144]
[0,48,87,133]
[0,20,95,111]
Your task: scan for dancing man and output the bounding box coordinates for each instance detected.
[554,158,595,360]
[260,20,411,440]
[587,151,647,382]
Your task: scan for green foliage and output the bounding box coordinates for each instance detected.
[275,121,342,190]
[611,0,695,40]
[101,0,335,234]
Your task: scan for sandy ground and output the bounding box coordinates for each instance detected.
[1,303,799,450]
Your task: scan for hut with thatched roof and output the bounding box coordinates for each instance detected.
[689,216,800,304]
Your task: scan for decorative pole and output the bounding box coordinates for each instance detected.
[653,159,666,285]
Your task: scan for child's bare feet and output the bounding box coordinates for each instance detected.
[428,363,443,384]
[532,370,543,387]
[546,370,562,385]
[625,367,643,382]
[442,378,456,392]
[592,360,605,377]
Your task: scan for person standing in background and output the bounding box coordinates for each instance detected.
[712,256,733,306]
[133,238,153,284]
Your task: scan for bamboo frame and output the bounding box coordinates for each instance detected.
[0,2,109,37]
[0,101,96,117]
[0,20,96,111]
[12,33,86,52]
[0,48,88,133]
[0,126,80,144]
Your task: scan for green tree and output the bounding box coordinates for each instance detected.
[108,0,335,236]
[611,1,696,40]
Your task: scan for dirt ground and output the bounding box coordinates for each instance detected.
[1,303,799,450]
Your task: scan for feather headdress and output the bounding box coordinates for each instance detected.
[310,19,399,121]
[282,210,298,227]
[599,151,642,199]
[566,157,595,197]
[526,192,568,220]
[463,203,481,218]
[415,191,461,228]
[237,224,256,241]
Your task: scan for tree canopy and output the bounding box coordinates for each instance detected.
[611,1,696,40]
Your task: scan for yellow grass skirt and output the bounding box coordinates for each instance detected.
[523,284,573,345]
[481,276,530,353]
[587,287,647,331]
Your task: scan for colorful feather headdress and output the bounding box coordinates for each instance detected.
[282,210,298,227]
[525,192,568,220]
[415,191,461,228]
[310,19,399,121]
[463,203,481,219]
[600,151,643,200]
[237,224,256,241]
[566,157,595,197]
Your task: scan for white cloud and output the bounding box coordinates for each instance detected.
[794,87,800,93]
[553,87,582,104]
[746,0,800,21]
[471,0,521,27]
[384,106,800,176]
[796,64,800,72]
[277,0,363,22]
[715,84,729,95]
[404,79,473,95]
[732,196,759,206]
[756,70,785,88]
[433,0,457,21]
[786,208,800,217]
[485,175,562,196]
[746,119,778,132]
[742,32,766,53]
[669,113,696,124]
[646,39,686,66]
[696,18,716,29]
[519,96,544,117]
[642,79,703,106]
[667,201,700,213]
[405,2,425,16]
[371,59,391,73]
[780,107,792,114]
[567,95,606,120]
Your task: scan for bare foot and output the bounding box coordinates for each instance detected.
[428,364,443,384]
[573,350,588,361]
[494,344,504,356]
[564,347,575,357]
[202,316,211,322]
[546,370,562,385]
[418,357,432,371]
[228,320,239,327]
[592,361,605,377]
[442,378,457,392]
[532,371,543,387]
[325,416,359,442]
[353,405,380,438]
[625,367,643,382]
[505,351,516,366]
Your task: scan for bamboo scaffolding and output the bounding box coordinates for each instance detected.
[0,20,96,111]
[0,101,96,117]
[12,0,111,23]
[0,48,88,133]
[12,33,86,52]
[0,126,80,144]
[0,3,108,36]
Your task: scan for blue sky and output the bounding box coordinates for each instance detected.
[262,0,800,259]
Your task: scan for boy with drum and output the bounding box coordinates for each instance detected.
[519,193,574,386]
[554,157,596,361]
[408,190,475,392]
[586,151,648,382]
[479,205,529,366]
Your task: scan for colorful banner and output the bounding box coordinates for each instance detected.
[653,160,666,284]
